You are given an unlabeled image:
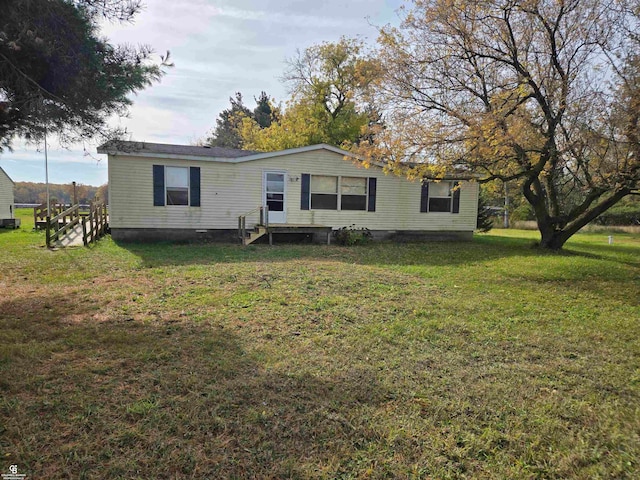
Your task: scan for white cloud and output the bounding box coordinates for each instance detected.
[1,0,403,184]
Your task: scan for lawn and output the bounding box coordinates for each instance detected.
[1,210,639,478]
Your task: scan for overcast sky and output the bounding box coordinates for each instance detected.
[0,0,403,186]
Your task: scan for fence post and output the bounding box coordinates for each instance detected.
[101,203,106,235]
[45,216,51,248]
[82,217,88,246]
[95,204,99,238]
[90,204,95,242]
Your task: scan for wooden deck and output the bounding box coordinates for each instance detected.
[35,202,109,248]
[52,223,85,248]
[240,222,333,246]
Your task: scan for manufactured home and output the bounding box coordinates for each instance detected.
[0,166,17,228]
[97,142,479,243]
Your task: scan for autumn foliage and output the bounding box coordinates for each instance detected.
[354,0,640,249]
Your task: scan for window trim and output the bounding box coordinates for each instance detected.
[421,180,461,214]
[165,165,190,206]
[428,181,453,213]
[310,174,338,210]
[309,174,369,211]
[153,164,200,207]
[340,176,368,211]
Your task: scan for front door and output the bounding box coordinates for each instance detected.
[264,171,286,224]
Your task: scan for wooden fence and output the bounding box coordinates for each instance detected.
[34,202,66,229]
[81,202,108,246]
[43,201,108,248]
[45,204,81,247]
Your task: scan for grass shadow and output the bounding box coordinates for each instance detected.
[116,234,551,269]
[1,295,391,478]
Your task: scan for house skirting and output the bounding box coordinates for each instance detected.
[371,230,473,242]
[111,227,473,244]
[111,228,238,243]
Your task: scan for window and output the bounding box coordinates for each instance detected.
[311,175,338,210]
[428,182,452,212]
[302,174,376,212]
[421,181,461,213]
[153,165,200,207]
[166,166,189,205]
[341,177,367,211]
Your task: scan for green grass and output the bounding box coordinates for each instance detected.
[1,211,639,478]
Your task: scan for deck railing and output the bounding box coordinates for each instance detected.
[46,204,81,247]
[81,202,108,246]
[238,205,269,245]
[44,201,108,248]
[34,202,66,229]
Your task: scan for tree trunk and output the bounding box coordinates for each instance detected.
[535,188,630,250]
[538,227,570,250]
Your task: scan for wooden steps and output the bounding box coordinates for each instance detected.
[243,226,267,245]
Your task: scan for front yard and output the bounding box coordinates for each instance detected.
[1,212,639,478]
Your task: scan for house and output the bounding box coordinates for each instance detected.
[0,166,18,228]
[97,142,479,243]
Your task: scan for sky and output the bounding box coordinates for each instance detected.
[0,0,404,186]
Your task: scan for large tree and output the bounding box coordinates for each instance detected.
[0,0,167,151]
[240,37,383,152]
[356,0,640,249]
[206,92,254,149]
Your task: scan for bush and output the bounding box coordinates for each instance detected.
[332,225,372,246]
[476,195,494,232]
[593,206,640,226]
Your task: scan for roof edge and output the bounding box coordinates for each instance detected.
[0,166,15,185]
[96,142,364,163]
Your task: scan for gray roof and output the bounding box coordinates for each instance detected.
[97,141,258,159]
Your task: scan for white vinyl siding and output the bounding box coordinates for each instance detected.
[0,168,14,220]
[108,150,478,232]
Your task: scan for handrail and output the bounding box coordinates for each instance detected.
[45,202,108,248]
[46,204,81,247]
[49,204,79,224]
[238,205,263,219]
[34,202,67,228]
[81,201,108,246]
[237,205,269,245]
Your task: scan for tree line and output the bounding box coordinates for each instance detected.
[14,182,107,204]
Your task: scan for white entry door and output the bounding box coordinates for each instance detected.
[264,171,286,224]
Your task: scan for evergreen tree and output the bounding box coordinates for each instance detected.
[206,92,253,149]
[0,0,168,151]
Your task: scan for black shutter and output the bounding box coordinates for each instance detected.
[301,173,310,210]
[420,181,429,212]
[452,181,460,214]
[153,165,165,206]
[367,177,377,212]
[190,167,201,207]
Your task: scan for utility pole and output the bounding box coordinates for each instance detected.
[44,130,50,212]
